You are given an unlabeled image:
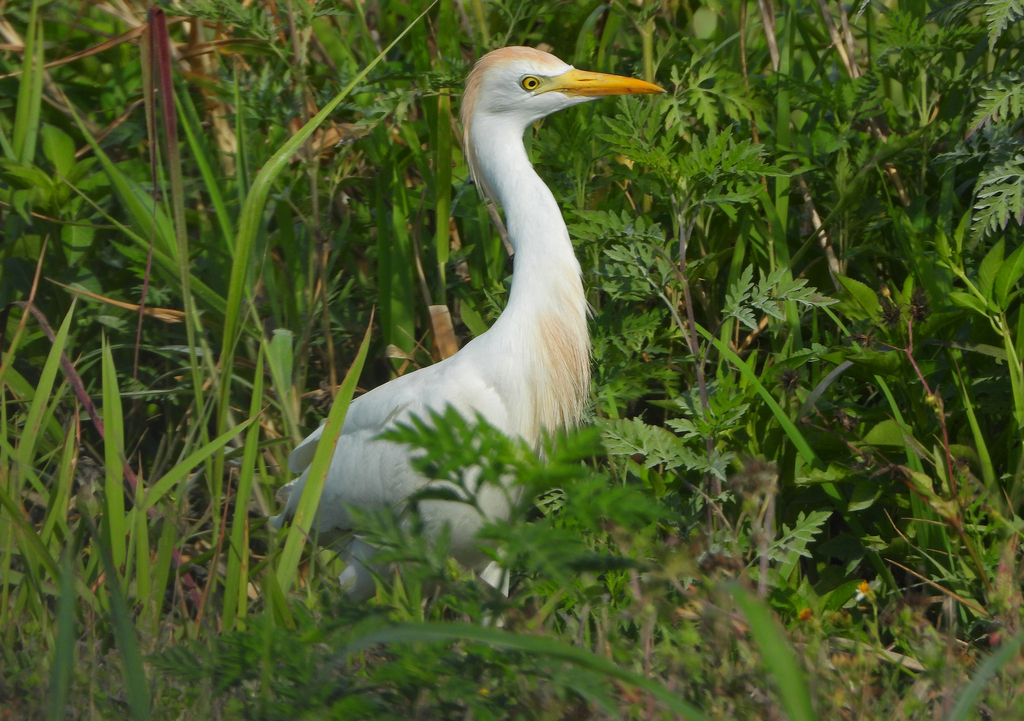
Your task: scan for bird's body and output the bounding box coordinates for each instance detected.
[272,47,662,599]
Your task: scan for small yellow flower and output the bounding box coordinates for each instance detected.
[798,607,813,622]
[854,580,874,602]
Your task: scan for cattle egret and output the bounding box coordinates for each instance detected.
[272,47,663,599]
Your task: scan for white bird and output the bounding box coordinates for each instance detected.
[272,47,663,600]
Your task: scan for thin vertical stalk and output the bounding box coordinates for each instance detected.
[640,16,655,84]
[469,0,488,47]
[435,89,453,298]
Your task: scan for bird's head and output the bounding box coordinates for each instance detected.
[462,46,663,128]
[461,47,663,200]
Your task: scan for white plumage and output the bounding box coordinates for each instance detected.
[272,47,663,599]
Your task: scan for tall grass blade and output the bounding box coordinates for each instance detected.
[694,322,822,468]
[46,554,75,721]
[176,88,235,247]
[946,634,1024,721]
[148,7,204,404]
[140,415,259,510]
[223,344,265,630]
[60,180,228,315]
[40,415,77,548]
[733,585,817,721]
[216,3,438,444]
[0,472,60,579]
[339,622,713,720]
[100,335,127,571]
[276,313,373,593]
[15,297,75,473]
[434,88,453,297]
[66,104,178,262]
[380,157,417,355]
[148,518,176,635]
[88,519,151,721]
[133,479,152,627]
[12,1,42,164]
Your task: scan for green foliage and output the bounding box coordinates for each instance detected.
[987,0,1024,45]
[972,153,1024,241]
[970,72,1024,134]
[4,0,1024,719]
[724,265,838,331]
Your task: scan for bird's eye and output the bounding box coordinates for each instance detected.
[520,76,541,91]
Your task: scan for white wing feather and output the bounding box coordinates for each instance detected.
[272,342,513,563]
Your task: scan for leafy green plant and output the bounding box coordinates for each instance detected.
[3,0,1024,718]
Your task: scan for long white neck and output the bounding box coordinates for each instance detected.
[469,115,591,444]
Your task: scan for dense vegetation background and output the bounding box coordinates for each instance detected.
[2,0,1024,718]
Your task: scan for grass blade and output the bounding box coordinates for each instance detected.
[733,585,817,721]
[693,322,822,468]
[223,344,265,630]
[275,312,373,593]
[339,622,713,720]
[39,413,77,548]
[216,2,438,442]
[435,88,453,296]
[88,519,151,721]
[46,554,75,721]
[16,297,75,473]
[100,334,127,571]
[140,414,259,510]
[12,1,43,164]
[946,634,1024,721]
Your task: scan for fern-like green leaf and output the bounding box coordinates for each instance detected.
[769,510,832,565]
[968,72,1024,136]
[972,154,1024,242]
[986,0,1024,46]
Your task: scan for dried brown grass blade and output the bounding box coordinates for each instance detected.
[46,278,185,323]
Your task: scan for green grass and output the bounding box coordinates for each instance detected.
[2,0,1024,718]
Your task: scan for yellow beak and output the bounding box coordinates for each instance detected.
[544,68,665,97]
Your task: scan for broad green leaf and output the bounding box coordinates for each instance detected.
[994,241,1024,307]
[693,6,718,38]
[948,291,989,315]
[863,419,905,447]
[458,301,489,338]
[40,124,76,177]
[837,276,881,321]
[978,238,1005,302]
[61,223,93,266]
[848,482,880,512]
